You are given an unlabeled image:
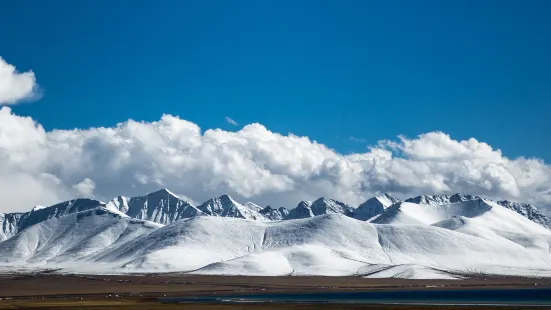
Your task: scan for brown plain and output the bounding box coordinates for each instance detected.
[0,272,550,309]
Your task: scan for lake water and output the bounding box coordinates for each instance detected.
[162,288,551,306]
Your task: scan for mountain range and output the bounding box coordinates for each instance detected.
[1,189,551,279]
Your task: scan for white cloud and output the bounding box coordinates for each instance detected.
[349,136,366,143]
[0,107,550,213]
[72,178,96,197]
[225,116,239,126]
[0,57,39,105]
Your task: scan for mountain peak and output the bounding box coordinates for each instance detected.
[405,194,480,205]
[354,194,400,221]
[2,195,551,277]
[310,197,329,205]
[309,197,354,217]
[375,193,400,205]
[15,198,105,232]
[31,205,46,212]
[284,201,314,219]
[496,200,551,230]
[449,193,479,203]
[205,194,241,207]
[148,188,178,197]
[259,205,289,220]
[243,202,262,212]
[118,189,201,225]
[218,194,235,202]
[312,197,345,205]
[197,195,267,221]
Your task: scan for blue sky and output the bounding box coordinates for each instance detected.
[1,1,551,212]
[1,0,549,160]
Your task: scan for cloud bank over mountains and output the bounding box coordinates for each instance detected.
[1,106,550,213]
[0,57,39,105]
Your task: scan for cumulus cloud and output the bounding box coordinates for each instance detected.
[225,116,239,126]
[72,178,96,197]
[0,57,39,105]
[0,106,550,213]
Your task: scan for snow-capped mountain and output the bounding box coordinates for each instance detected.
[0,207,160,265]
[1,198,106,242]
[0,212,24,242]
[259,205,289,221]
[18,198,107,231]
[404,194,551,230]
[371,198,550,234]
[1,189,551,279]
[285,198,354,220]
[198,195,268,221]
[405,193,479,205]
[496,200,551,230]
[107,189,203,225]
[309,197,355,217]
[1,189,200,241]
[243,202,263,212]
[1,205,550,278]
[353,193,400,221]
[285,201,314,219]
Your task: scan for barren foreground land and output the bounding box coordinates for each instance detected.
[0,271,550,309]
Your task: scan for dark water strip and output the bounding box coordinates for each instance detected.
[161,288,551,306]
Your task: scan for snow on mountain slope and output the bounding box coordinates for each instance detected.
[405,194,551,230]
[354,193,400,221]
[198,195,268,221]
[285,201,314,219]
[106,196,130,213]
[95,216,269,272]
[2,189,551,278]
[432,215,551,256]
[360,264,462,280]
[259,206,289,221]
[0,211,550,277]
[18,198,106,232]
[55,214,550,277]
[372,199,490,225]
[0,212,24,242]
[1,199,114,243]
[309,198,355,217]
[192,251,295,276]
[373,198,550,234]
[405,194,479,205]
[496,200,551,230]
[88,214,390,274]
[284,198,354,220]
[32,205,46,211]
[1,191,182,243]
[243,202,262,212]
[369,203,427,225]
[368,223,551,279]
[107,189,204,225]
[0,207,161,266]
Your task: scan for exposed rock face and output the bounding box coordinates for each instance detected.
[354,193,401,221]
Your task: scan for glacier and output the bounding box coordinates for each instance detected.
[1,189,551,279]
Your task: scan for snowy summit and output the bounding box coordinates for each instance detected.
[1,189,551,279]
